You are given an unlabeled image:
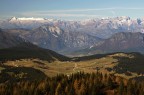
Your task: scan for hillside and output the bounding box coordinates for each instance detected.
[0,29,70,62]
[1,52,144,79]
[0,66,47,83]
[0,29,27,49]
[0,45,70,63]
[72,32,144,56]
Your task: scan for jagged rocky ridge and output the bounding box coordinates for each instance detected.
[5,25,102,52]
[1,16,144,39]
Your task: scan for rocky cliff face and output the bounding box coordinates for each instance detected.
[6,25,102,53]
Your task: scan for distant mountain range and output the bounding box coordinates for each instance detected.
[1,16,144,39]
[1,17,144,56]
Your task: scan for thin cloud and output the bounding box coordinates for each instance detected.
[34,8,116,13]
[28,7,144,13]
[21,12,102,17]
[16,7,144,19]
[121,8,144,10]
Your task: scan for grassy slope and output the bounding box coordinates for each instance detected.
[1,52,144,80]
[0,45,71,81]
[0,45,144,80]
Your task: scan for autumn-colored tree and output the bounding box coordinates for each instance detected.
[73,79,80,94]
[79,82,86,95]
[55,83,62,95]
[0,72,143,95]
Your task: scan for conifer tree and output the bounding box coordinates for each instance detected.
[74,79,80,94]
[79,82,86,95]
[55,83,62,95]
[119,79,124,95]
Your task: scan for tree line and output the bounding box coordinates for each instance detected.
[0,72,144,95]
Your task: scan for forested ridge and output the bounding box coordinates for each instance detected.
[0,72,143,95]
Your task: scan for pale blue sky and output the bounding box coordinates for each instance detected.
[0,0,144,20]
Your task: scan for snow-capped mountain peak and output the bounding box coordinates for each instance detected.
[2,16,144,38]
[10,17,17,21]
[9,17,59,22]
[9,17,46,21]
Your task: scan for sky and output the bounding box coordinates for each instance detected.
[1,0,144,20]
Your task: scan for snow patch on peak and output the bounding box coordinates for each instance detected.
[45,18,56,22]
[48,26,62,35]
[9,17,58,23]
[9,17,46,21]
[89,45,94,49]
[41,26,48,31]
[17,17,45,21]
[52,34,58,37]
[10,17,17,21]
